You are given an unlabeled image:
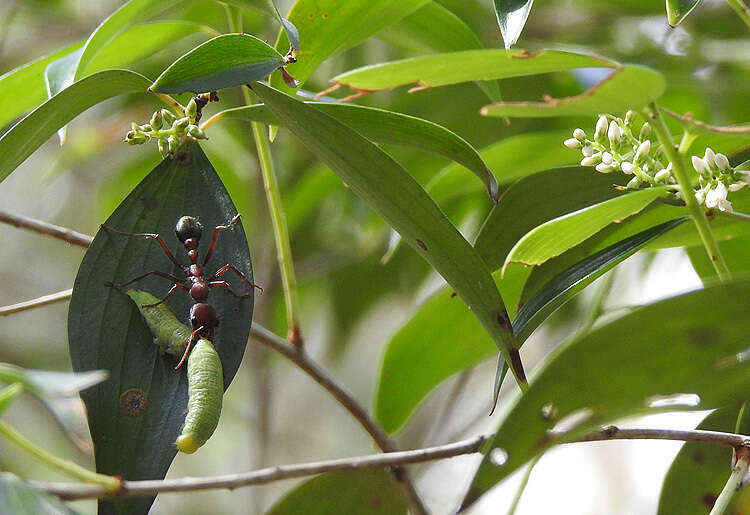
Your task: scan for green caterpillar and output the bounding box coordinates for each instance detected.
[125,289,223,453]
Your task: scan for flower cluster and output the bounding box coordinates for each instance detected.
[692,148,746,212]
[125,97,207,159]
[564,112,673,190]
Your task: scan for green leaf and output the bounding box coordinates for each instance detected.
[0,473,80,515]
[251,81,524,383]
[0,70,150,184]
[330,49,617,93]
[217,102,499,201]
[493,0,534,49]
[272,0,430,91]
[688,233,750,283]
[266,469,408,514]
[666,0,701,27]
[462,278,750,509]
[503,187,668,271]
[0,21,212,131]
[68,143,254,515]
[0,383,23,417]
[512,217,688,342]
[150,34,285,93]
[657,407,750,515]
[221,0,276,16]
[482,66,666,118]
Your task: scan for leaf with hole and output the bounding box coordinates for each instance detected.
[462,278,750,509]
[68,143,253,514]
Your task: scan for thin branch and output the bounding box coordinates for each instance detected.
[710,446,750,515]
[34,435,489,501]
[578,426,750,447]
[250,325,428,514]
[0,210,92,248]
[0,289,73,317]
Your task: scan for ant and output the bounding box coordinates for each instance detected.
[102,214,259,369]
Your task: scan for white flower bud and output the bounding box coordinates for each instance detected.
[695,187,707,205]
[635,140,651,163]
[703,148,717,169]
[621,161,634,174]
[626,177,642,189]
[595,115,608,142]
[596,162,617,173]
[581,153,602,167]
[186,98,198,120]
[582,144,594,157]
[625,111,636,125]
[655,169,672,183]
[639,123,651,140]
[564,138,582,149]
[602,152,613,165]
[715,153,730,170]
[150,112,163,130]
[573,128,586,141]
[692,156,709,176]
[729,182,746,192]
[608,121,622,147]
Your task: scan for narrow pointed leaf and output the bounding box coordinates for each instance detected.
[150,34,285,93]
[463,278,750,509]
[218,102,498,201]
[44,50,81,144]
[252,81,523,382]
[482,66,666,118]
[267,469,408,515]
[0,364,107,398]
[0,473,79,515]
[0,383,23,417]
[331,49,617,93]
[503,187,668,270]
[271,0,430,91]
[68,143,253,514]
[512,217,688,342]
[0,70,151,184]
[667,0,701,27]
[281,18,301,51]
[494,0,534,49]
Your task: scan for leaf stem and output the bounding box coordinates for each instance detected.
[710,446,750,515]
[150,92,186,117]
[643,102,731,281]
[0,421,121,491]
[726,0,750,30]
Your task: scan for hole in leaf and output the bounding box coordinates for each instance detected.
[540,402,559,422]
[489,448,508,467]
[645,393,701,409]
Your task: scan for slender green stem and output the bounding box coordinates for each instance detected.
[0,421,121,490]
[150,92,186,117]
[715,210,750,223]
[710,447,750,515]
[643,103,731,281]
[506,454,541,515]
[727,0,750,30]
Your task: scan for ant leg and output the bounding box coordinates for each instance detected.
[211,263,262,293]
[100,224,183,269]
[209,280,250,298]
[141,283,190,307]
[175,326,203,370]
[202,214,242,267]
[107,270,186,289]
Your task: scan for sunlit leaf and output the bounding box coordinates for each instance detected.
[68,143,253,514]
[493,0,534,49]
[666,0,701,27]
[482,66,666,118]
[150,34,286,93]
[463,278,750,509]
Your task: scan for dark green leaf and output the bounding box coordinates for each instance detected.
[512,217,688,342]
[281,18,300,51]
[68,143,254,514]
[271,0,430,91]
[462,278,750,509]
[666,0,701,27]
[688,233,750,283]
[331,49,617,93]
[251,81,523,383]
[0,473,79,515]
[150,34,285,93]
[266,469,408,515]
[503,187,668,270]
[493,0,534,49]
[217,102,498,201]
[0,70,151,184]
[482,66,666,118]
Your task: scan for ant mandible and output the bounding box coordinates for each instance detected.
[102,214,259,369]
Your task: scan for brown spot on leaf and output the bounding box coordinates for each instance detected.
[321,13,328,19]
[120,389,148,417]
[140,195,159,211]
[692,451,705,464]
[415,239,427,251]
[176,150,192,165]
[687,327,719,346]
[703,492,718,509]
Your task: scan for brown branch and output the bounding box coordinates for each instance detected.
[250,325,428,514]
[0,210,92,248]
[34,435,489,501]
[578,426,750,447]
[0,289,73,316]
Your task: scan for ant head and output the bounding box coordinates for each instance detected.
[175,216,202,243]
